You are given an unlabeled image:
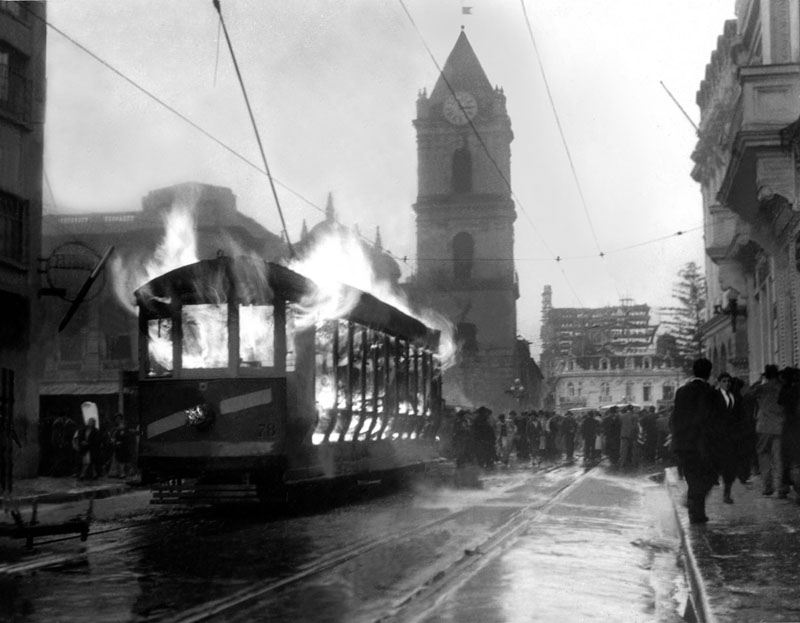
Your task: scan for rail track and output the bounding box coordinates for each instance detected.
[157,463,595,623]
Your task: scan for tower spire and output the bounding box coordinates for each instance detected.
[325,192,335,222]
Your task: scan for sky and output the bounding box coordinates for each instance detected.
[43,0,736,356]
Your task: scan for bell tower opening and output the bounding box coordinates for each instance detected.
[452,146,472,193]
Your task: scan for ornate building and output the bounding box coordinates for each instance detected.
[409,30,542,411]
[693,0,800,381]
[539,286,684,413]
[0,2,46,480]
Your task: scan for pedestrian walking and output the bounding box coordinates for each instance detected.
[729,376,754,484]
[73,417,102,480]
[778,368,800,500]
[745,364,788,497]
[108,413,133,479]
[472,406,496,469]
[670,358,717,524]
[619,405,637,468]
[580,410,599,463]
[562,413,577,462]
[495,413,515,466]
[451,410,473,467]
[602,407,621,467]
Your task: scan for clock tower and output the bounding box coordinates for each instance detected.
[412,29,520,410]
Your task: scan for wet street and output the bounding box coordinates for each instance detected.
[1,463,688,623]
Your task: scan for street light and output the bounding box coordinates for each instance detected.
[506,378,527,410]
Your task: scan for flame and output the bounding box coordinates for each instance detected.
[112,200,199,314]
[289,228,457,368]
[182,304,228,369]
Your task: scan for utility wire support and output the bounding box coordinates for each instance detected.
[659,81,699,132]
[212,0,294,257]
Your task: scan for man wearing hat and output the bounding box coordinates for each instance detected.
[671,358,717,524]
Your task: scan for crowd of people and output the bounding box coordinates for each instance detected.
[447,358,800,525]
[445,402,675,471]
[43,411,136,481]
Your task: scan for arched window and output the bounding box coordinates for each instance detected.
[453,232,474,280]
[663,382,675,401]
[600,358,609,370]
[567,382,575,397]
[452,146,472,193]
[600,382,610,399]
[643,357,651,369]
[643,382,652,402]
[625,381,634,401]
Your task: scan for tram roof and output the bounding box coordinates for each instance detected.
[134,256,439,348]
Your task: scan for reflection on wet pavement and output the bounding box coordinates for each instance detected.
[421,471,686,623]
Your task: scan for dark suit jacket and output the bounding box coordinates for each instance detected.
[670,378,715,458]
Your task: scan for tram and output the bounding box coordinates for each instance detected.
[133,255,443,503]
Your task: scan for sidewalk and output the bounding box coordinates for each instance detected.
[665,467,800,623]
[4,475,140,506]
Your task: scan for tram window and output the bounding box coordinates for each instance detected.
[182,304,228,369]
[365,331,376,416]
[286,306,297,372]
[147,317,173,377]
[347,328,365,441]
[335,320,349,412]
[239,304,274,368]
[315,320,336,410]
[384,337,397,439]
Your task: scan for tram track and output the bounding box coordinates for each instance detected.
[157,463,593,623]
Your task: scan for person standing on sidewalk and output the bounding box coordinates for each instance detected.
[619,405,637,469]
[710,373,739,504]
[670,358,717,524]
[746,364,788,498]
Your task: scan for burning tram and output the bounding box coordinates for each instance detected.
[133,255,443,503]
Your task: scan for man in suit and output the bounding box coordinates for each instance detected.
[671,358,717,524]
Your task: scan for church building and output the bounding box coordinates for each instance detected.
[409,30,541,412]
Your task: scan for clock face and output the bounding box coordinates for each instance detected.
[443,92,478,125]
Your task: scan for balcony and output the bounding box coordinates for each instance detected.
[739,64,800,132]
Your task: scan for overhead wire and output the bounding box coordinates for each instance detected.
[211,0,294,257]
[519,0,622,301]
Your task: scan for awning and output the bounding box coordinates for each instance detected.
[39,381,120,396]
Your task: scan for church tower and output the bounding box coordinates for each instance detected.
[412,29,519,409]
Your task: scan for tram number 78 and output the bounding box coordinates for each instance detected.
[257,419,277,439]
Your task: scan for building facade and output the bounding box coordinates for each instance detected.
[693,0,800,382]
[539,286,685,413]
[0,1,46,480]
[409,30,542,412]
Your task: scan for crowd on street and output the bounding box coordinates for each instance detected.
[444,402,674,471]
[446,358,800,526]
